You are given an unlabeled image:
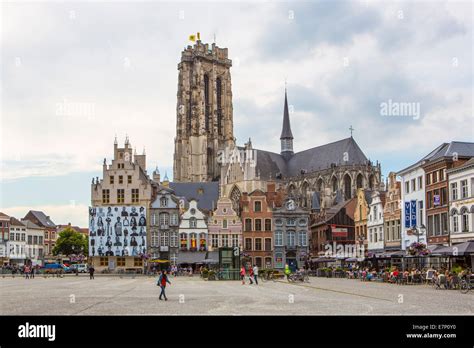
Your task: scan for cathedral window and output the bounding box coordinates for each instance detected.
[204,74,210,132]
[216,77,223,135]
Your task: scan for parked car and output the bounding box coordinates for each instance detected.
[43,263,71,274]
[70,264,88,273]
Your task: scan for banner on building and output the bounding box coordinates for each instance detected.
[433,195,440,206]
[331,225,348,237]
[88,206,147,257]
[410,200,417,228]
[404,202,411,228]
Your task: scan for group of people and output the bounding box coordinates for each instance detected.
[240,265,259,285]
[1,264,40,278]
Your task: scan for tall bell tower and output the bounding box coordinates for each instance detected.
[173,40,235,182]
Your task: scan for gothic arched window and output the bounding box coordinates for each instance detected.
[204,74,210,132]
[230,186,241,214]
[356,173,363,189]
[331,176,338,193]
[216,77,223,135]
[344,174,352,199]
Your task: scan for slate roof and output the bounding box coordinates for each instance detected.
[25,210,56,228]
[21,219,43,230]
[254,137,369,180]
[398,142,474,174]
[9,217,25,227]
[427,141,474,162]
[169,182,219,211]
[364,190,374,205]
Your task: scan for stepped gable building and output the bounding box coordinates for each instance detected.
[172,41,382,212]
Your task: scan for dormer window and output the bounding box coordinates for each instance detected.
[160,197,168,207]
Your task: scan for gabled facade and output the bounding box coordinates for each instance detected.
[367,191,386,253]
[208,198,242,253]
[447,158,474,244]
[383,172,401,251]
[354,188,372,250]
[150,186,180,265]
[178,200,208,253]
[272,198,310,270]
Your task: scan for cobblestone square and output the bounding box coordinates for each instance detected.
[1,275,472,315]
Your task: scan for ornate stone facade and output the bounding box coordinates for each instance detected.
[173,41,235,183]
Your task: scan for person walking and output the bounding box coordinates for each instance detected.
[31,266,35,279]
[24,265,30,279]
[240,265,246,285]
[284,263,291,281]
[248,266,254,285]
[253,264,259,285]
[89,265,95,280]
[157,270,171,301]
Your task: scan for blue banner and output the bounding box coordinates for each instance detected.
[410,200,417,228]
[404,202,411,228]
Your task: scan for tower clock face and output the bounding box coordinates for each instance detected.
[286,200,295,210]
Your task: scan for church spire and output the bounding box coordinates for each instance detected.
[280,88,294,158]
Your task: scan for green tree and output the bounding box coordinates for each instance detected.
[52,227,88,256]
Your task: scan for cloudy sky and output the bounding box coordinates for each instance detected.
[1,0,472,226]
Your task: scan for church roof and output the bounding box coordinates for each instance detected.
[254,137,369,180]
[280,90,293,140]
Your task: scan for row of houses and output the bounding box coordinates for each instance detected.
[88,138,474,272]
[88,138,310,271]
[310,141,474,264]
[0,210,88,267]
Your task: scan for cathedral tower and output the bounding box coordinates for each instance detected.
[173,40,235,182]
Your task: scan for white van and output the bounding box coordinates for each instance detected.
[71,264,88,273]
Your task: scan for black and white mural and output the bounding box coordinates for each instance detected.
[89,206,147,257]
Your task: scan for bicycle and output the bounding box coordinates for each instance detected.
[459,277,473,294]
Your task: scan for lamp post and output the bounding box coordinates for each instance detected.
[411,224,426,243]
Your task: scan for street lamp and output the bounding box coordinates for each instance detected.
[411,224,426,243]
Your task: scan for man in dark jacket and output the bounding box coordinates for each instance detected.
[89,265,95,280]
[157,270,171,301]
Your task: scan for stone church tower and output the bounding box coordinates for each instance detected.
[173,41,235,182]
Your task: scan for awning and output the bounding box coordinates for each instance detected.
[433,241,474,256]
[177,251,207,264]
[383,250,405,258]
[149,259,169,263]
[310,257,336,263]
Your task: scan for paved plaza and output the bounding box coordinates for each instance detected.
[1,275,472,315]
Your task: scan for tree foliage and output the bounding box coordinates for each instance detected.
[52,227,88,256]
